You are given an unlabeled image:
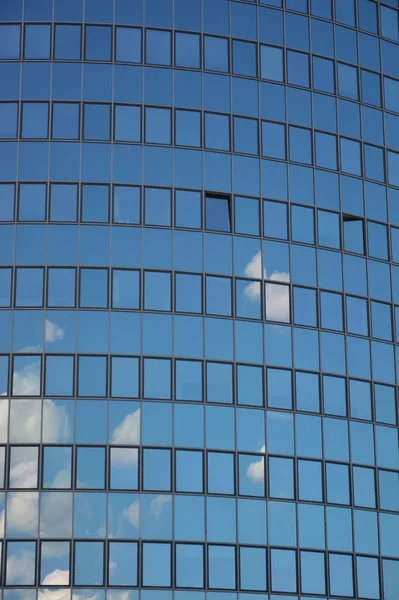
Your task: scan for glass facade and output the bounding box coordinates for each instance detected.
[2,0,399,598]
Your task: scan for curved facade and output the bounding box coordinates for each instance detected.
[1,0,399,598]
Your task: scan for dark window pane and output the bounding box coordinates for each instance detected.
[206,195,231,232]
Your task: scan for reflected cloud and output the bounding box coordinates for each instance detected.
[40,492,73,538]
[39,589,71,600]
[111,409,140,467]
[111,408,140,445]
[45,319,65,343]
[150,495,172,521]
[9,454,37,489]
[243,251,290,320]
[16,319,64,354]
[38,590,105,600]
[3,492,39,537]
[246,446,266,483]
[0,400,7,443]
[122,500,139,529]
[12,363,40,396]
[43,399,72,443]
[42,570,70,586]
[6,549,35,585]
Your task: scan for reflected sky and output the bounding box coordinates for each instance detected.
[2,0,399,597]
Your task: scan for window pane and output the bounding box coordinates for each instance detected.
[206,196,231,232]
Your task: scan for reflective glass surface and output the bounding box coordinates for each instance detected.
[1,0,399,598]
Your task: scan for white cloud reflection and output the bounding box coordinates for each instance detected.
[246,445,266,483]
[243,251,290,321]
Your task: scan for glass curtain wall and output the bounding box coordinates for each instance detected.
[0,0,399,598]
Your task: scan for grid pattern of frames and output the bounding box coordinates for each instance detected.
[1,0,399,599]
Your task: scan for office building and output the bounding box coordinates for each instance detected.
[0,0,399,598]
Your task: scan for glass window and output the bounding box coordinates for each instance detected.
[145,107,171,144]
[85,25,112,61]
[326,462,350,504]
[291,205,314,243]
[21,103,49,139]
[55,24,81,59]
[206,275,232,316]
[269,456,294,499]
[343,216,365,254]
[0,268,12,307]
[206,195,231,232]
[13,355,42,396]
[205,112,230,151]
[313,56,335,93]
[6,542,36,585]
[114,105,141,142]
[385,76,399,112]
[264,200,288,239]
[112,269,140,309]
[294,287,317,327]
[78,356,107,397]
[16,267,44,307]
[329,553,354,597]
[0,24,21,59]
[18,183,46,222]
[207,451,235,494]
[341,138,362,175]
[110,447,138,490]
[52,103,80,139]
[175,110,201,147]
[233,40,257,77]
[315,132,337,170]
[144,271,171,311]
[358,0,378,34]
[240,546,267,591]
[76,446,105,489]
[338,63,359,100]
[142,542,171,587]
[362,69,381,106]
[335,0,355,26]
[115,27,141,62]
[301,551,326,595]
[208,546,236,590]
[109,542,138,586]
[175,32,200,68]
[145,188,171,226]
[176,450,203,493]
[261,45,284,82]
[262,121,286,160]
[143,448,171,491]
[175,273,202,313]
[271,549,297,593]
[204,36,229,72]
[113,186,141,224]
[81,185,109,223]
[287,50,310,87]
[0,103,18,139]
[83,103,111,140]
[289,126,312,164]
[50,184,78,222]
[233,116,258,155]
[48,268,76,307]
[24,24,50,59]
[176,544,204,588]
[146,29,171,65]
[80,269,108,308]
[111,357,139,399]
[375,383,396,425]
[235,196,259,236]
[144,358,171,399]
